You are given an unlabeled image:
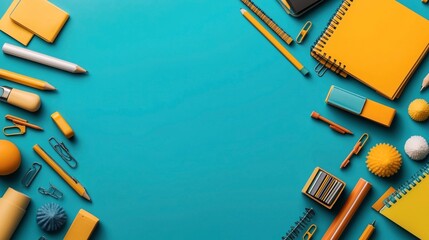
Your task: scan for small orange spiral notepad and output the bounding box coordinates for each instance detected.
[311,0,429,100]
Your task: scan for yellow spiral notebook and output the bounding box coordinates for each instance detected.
[372,164,429,239]
[311,0,429,100]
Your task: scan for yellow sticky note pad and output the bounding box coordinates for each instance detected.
[0,0,33,46]
[64,209,99,240]
[10,0,69,43]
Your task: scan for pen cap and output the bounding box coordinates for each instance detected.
[6,87,41,112]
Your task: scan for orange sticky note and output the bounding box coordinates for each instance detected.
[10,0,69,43]
[0,0,33,45]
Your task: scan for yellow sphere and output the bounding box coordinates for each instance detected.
[408,99,429,122]
[0,140,21,175]
[366,143,402,178]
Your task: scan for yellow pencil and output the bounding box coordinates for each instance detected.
[0,69,55,91]
[33,144,91,201]
[240,9,309,76]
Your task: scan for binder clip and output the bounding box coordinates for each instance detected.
[49,137,77,168]
[296,21,312,44]
[38,183,64,199]
[303,224,317,240]
[282,208,315,240]
[21,162,42,187]
[340,133,369,168]
[3,114,43,136]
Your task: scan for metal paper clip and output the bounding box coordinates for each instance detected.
[340,133,369,168]
[49,137,78,168]
[296,21,312,44]
[21,162,42,187]
[38,183,64,199]
[3,114,43,136]
[302,224,317,240]
[39,237,48,240]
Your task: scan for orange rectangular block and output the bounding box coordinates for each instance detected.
[64,209,99,240]
[326,85,396,127]
[51,112,74,138]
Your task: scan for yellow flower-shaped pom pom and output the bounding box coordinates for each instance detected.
[366,143,402,178]
[408,99,429,122]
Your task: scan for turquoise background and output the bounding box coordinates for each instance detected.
[0,0,427,239]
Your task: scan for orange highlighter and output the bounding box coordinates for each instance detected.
[358,220,375,240]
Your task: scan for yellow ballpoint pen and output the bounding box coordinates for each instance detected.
[240,9,309,76]
[33,144,91,201]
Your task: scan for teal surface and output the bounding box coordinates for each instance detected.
[0,0,427,239]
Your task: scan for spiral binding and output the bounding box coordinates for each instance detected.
[282,208,315,240]
[383,163,429,208]
[310,0,354,77]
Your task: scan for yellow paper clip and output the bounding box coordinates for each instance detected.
[303,224,317,240]
[3,114,43,136]
[296,21,312,44]
[340,133,369,169]
[423,0,428,4]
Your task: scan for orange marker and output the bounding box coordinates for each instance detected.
[311,111,353,135]
[340,133,369,168]
[322,178,372,240]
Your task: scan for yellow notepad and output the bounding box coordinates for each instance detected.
[373,164,429,239]
[10,0,69,43]
[311,0,429,100]
[0,0,33,46]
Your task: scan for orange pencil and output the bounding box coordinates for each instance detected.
[311,111,353,135]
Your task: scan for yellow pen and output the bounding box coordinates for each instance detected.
[358,220,375,240]
[33,144,91,201]
[240,9,309,76]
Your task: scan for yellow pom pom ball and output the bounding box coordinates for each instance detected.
[408,99,429,122]
[0,140,21,175]
[366,143,402,178]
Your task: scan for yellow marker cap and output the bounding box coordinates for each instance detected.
[51,111,74,138]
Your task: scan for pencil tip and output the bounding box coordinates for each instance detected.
[75,66,87,73]
[83,192,91,201]
[45,83,56,91]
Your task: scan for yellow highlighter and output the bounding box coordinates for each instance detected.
[33,144,91,201]
[240,9,309,76]
[358,220,375,240]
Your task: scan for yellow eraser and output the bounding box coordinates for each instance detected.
[10,0,69,43]
[0,0,33,45]
[64,209,99,240]
[51,112,74,138]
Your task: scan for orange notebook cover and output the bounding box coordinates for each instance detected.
[311,0,429,100]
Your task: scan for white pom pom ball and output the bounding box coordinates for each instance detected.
[404,136,429,161]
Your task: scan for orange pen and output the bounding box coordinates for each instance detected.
[311,111,353,135]
[33,144,91,201]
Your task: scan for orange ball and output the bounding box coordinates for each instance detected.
[0,140,21,175]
